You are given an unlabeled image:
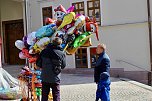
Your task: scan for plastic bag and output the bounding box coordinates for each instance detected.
[0,68,22,100]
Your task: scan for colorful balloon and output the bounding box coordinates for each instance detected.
[54,5,67,21]
[19,52,26,59]
[73,32,92,48]
[22,36,29,47]
[66,5,74,13]
[27,32,36,45]
[15,40,25,50]
[30,37,50,54]
[84,18,99,41]
[58,12,75,30]
[35,24,56,39]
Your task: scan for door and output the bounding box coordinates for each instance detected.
[75,48,88,68]
[3,19,25,65]
[90,47,98,68]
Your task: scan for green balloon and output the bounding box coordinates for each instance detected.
[73,32,91,48]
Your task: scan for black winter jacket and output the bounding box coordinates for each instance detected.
[36,43,66,83]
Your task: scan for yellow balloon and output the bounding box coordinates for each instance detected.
[58,12,75,30]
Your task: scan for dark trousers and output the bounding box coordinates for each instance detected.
[42,82,60,101]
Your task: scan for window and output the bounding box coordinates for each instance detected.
[42,6,53,25]
[72,0,101,25]
[72,2,85,15]
[87,0,101,25]
[75,48,88,68]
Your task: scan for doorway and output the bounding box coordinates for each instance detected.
[2,19,25,65]
[75,48,88,68]
[90,47,98,68]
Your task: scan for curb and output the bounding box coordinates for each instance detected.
[119,78,152,91]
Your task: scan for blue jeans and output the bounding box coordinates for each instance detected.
[42,82,60,101]
[96,82,110,101]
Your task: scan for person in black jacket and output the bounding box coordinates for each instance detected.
[36,37,66,101]
[94,43,110,101]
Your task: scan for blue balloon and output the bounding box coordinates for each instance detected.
[35,24,56,38]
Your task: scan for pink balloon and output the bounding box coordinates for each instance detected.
[75,14,82,18]
[67,6,74,13]
[19,52,26,59]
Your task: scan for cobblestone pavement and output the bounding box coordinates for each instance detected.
[60,73,152,101]
[2,66,152,101]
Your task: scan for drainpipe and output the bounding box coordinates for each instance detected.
[24,0,28,35]
[24,0,28,64]
[147,0,152,86]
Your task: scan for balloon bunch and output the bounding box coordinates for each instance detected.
[54,5,99,54]
[15,4,99,60]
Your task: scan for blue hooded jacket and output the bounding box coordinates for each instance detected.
[94,51,110,83]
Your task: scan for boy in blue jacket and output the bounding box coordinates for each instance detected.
[94,43,111,101]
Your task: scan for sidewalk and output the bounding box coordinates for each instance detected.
[2,65,152,101]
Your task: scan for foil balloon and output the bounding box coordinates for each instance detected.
[73,32,92,48]
[19,52,26,59]
[22,36,29,47]
[35,24,56,39]
[66,47,79,55]
[74,15,85,29]
[22,48,32,58]
[27,32,36,45]
[28,57,38,63]
[81,38,92,47]
[84,18,99,41]
[58,12,75,30]
[67,15,85,35]
[15,40,25,50]
[66,5,74,13]
[31,37,50,54]
[54,4,67,21]
[45,18,55,25]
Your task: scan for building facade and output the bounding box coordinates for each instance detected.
[1,0,152,84]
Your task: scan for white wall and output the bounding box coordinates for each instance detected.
[1,0,23,21]
[101,23,150,71]
[28,0,151,71]
[101,0,147,25]
[39,0,70,25]
[150,0,152,20]
[26,0,71,33]
[0,0,23,64]
[25,0,41,33]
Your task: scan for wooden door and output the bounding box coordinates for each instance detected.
[75,48,88,68]
[3,19,25,65]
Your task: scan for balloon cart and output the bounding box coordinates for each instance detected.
[14,4,99,101]
[18,63,53,101]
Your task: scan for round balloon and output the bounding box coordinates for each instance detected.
[15,40,25,50]
[22,36,29,47]
[19,52,26,59]
[27,32,36,45]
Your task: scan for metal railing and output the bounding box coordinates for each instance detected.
[116,59,152,73]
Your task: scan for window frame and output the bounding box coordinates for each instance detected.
[42,6,53,25]
[87,0,101,25]
[72,1,85,15]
